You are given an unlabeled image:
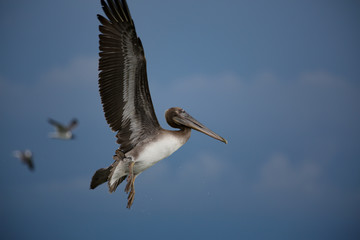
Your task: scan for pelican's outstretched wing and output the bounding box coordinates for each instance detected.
[98,0,160,152]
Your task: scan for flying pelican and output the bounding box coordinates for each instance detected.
[90,0,227,208]
[48,118,78,140]
[13,150,34,171]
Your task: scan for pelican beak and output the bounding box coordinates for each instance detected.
[174,112,228,144]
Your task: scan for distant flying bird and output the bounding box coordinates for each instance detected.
[48,118,78,140]
[13,150,34,171]
[90,0,227,208]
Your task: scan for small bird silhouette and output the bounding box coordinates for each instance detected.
[13,150,34,171]
[48,118,78,140]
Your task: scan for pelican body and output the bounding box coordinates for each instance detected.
[90,0,227,208]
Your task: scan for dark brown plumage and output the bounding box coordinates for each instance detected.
[91,0,227,209]
[98,0,160,153]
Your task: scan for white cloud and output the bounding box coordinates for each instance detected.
[299,71,348,88]
[176,152,228,180]
[158,70,360,138]
[32,176,90,194]
[169,72,244,94]
[1,56,97,93]
[150,72,244,115]
[255,153,322,195]
[158,70,359,105]
[152,70,360,118]
[137,151,229,187]
[0,56,99,118]
[40,56,97,88]
[130,151,232,212]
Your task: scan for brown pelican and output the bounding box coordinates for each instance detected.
[13,150,34,171]
[90,0,227,208]
[48,118,78,140]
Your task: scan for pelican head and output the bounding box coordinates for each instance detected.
[165,107,228,144]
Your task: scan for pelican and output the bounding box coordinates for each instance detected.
[13,150,34,171]
[90,0,227,208]
[48,118,78,140]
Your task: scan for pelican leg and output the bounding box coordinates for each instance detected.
[126,177,136,208]
[125,160,136,208]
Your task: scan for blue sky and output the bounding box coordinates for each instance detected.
[1,0,360,239]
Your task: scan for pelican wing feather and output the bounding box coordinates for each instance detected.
[98,0,160,152]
